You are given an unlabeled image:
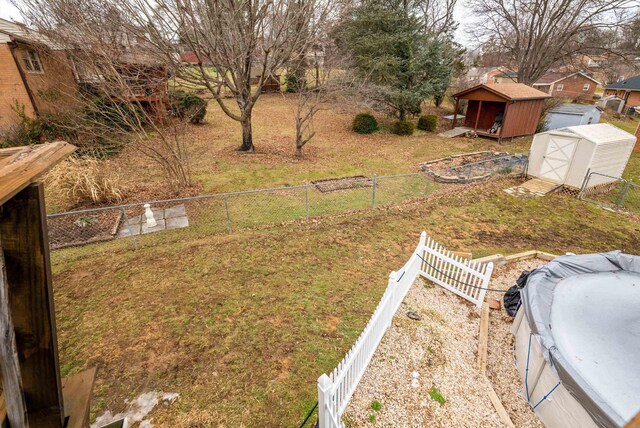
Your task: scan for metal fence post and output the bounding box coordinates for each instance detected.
[578,168,591,198]
[223,194,232,232]
[371,174,377,208]
[305,185,310,220]
[121,207,138,249]
[616,179,633,211]
[466,164,473,182]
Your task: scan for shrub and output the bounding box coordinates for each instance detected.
[85,96,149,131]
[391,120,415,136]
[352,113,379,134]
[284,73,305,93]
[169,90,207,124]
[1,102,76,148]
[417,115,437,131]
[45,156,124,209]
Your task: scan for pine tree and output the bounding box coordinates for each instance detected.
[335,0,457,119]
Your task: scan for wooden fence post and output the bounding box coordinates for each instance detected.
[0,183,65,427]
[317,374,333,428]
[0,233,29,427]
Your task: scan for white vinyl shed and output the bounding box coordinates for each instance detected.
[527,123,636,189]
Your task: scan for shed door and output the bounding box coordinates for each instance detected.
[539,136,577,183]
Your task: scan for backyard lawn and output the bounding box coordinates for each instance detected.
[47,96,640,426]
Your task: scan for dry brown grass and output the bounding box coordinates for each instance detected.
[46,157,124,210]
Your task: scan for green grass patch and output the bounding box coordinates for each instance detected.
[370,400,382,412]
[429,386,446,406]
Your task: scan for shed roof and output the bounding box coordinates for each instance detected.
[552,123,635,145]
[549,103,601,116]
[604,75,640,91]
[453,83,550,101]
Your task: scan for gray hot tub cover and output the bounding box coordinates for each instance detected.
[521,251,640,428]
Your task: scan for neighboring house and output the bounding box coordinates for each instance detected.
[603,75,640,114]
[491,69,518,84]
[465,66,518,85]
[545,104,602,131]
[533,71,600,99]
[0,18,78,130]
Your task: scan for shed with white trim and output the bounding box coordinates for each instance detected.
[527,123,636,189]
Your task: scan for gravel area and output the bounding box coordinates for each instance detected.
[342,258,550,428]
[486,259,547,428]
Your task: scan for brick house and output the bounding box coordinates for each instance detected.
[0,19,79,130]
[532,71,600,100]
[603,75,640,114]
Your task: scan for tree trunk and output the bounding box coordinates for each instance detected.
[399,108,406,121]
[295,144,303,157]
[238,115,254,152]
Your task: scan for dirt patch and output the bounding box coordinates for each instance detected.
[312,176,374,193]
[48,210,122,249]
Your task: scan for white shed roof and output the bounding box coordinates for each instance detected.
[553,123,635,145]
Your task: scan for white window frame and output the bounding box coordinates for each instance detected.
[556,83,564,92]
[22,49,43,74]
[583,83,590,91]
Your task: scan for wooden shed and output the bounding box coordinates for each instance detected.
[0,142,96,428]
[452,83,550,141]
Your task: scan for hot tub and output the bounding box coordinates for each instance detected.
[511,251,640,427]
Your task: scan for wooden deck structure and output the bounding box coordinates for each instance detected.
[0,142,96,428]
[452,84,550,142]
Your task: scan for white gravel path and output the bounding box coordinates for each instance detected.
[342,258,549,428]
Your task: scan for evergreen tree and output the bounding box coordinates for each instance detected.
[335,0,457,119]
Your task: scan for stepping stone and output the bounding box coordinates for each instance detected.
[164,204,187,219]
[142,219,166,234]
[166,216,189,230]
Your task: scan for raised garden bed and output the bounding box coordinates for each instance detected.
[312,175,374,193]
[418,151,527,184]
[48,210,122,249]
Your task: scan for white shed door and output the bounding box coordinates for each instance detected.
[539,136,577,183]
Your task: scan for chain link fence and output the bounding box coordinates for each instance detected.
[579,171,638,213]
[47,155,529,251]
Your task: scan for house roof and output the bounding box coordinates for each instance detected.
[604,75,640,91]
[180,51,212,65]
[533,71,601,86]
[453,83,551,100]
[0,18,56,47]
[549,103,601,116]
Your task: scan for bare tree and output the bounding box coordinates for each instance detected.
[119,0,332,153]
[469,0,638,84]
[14,3,193,191]
[288,42,360,156]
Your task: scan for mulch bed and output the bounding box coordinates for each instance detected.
[48,210,122,249]
[312,175,374,193]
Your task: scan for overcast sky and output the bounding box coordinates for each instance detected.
[1,0,478,47]
[0,0,21,21]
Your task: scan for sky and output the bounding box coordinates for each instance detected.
[0,0,21,21]
[0,0,478,47]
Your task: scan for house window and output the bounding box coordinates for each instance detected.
[583,83,590,91]
[556,84,564,92]
[22,50,43,73]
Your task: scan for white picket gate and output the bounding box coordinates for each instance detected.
[317,232,494,428]
[419,236,494,308]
